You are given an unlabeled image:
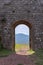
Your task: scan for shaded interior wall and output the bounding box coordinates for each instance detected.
[0,0,43,50]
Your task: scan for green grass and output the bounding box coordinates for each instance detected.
[0,49,12,57]
[35,48,43,65]
[27,49,35,54]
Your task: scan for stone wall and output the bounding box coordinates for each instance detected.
[0,0,43,50]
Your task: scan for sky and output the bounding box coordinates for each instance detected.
[15,24,29,35]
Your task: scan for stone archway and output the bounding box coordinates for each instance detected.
[11,20,32,51]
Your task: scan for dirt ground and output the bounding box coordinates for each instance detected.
[0,49,36,65]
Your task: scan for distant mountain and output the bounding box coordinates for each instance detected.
[15,33,29,44]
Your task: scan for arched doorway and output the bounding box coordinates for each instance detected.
[15,24,30,52]
[11,20,32,51]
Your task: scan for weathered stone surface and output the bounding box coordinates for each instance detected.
[0,0,43,50]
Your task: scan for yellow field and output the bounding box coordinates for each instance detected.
[14,44,35,55]
[15,44,30,51]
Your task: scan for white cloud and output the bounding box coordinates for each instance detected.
[15,24,30,35]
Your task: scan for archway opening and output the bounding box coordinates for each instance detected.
[11,20,33,54]
[14,24,30,54]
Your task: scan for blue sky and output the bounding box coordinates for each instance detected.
[15,24,29,35]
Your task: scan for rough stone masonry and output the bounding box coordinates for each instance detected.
[0,0,43,50]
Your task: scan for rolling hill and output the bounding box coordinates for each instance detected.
[15,33,29,44]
